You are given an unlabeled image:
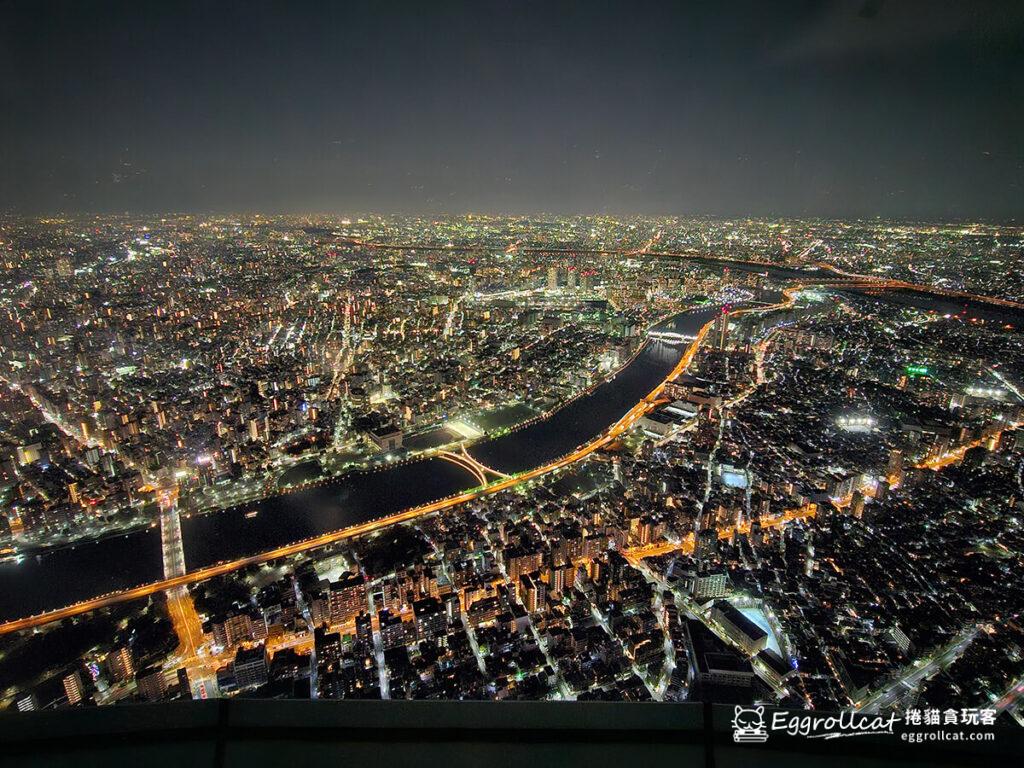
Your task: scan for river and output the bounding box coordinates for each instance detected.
[0,306,715,622]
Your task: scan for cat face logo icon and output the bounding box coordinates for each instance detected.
[732,705,769,743]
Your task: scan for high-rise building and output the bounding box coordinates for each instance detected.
[135,667,168,701]
[695,527,718,568]
[355,611,373,648]
[715,312,729,350]
[692,571,729,602]
[507,549,543,582]
[518,572,543,613]
[544,558,572,596]
[547,265,558,291]
[62,669,85,705]
[107,646,134,683]
[233,644,269,690]
[212,611,267,649]
[413,596,447,640]
[328,572,367,627]
[378,609,413,650]
[442,591,461,622]
[467,596,501,628]
[314,626,342,667]
[887,625,912,655]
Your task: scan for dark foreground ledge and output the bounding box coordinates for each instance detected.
[0,699,1020,767]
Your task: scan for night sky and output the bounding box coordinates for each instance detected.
[2,0,1022,220]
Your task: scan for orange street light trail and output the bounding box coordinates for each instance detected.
[0,299,764,636]
[4,286,1001,637]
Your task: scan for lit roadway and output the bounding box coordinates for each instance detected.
[0,296,757,636]
[2,273,1018,637]
[856,625,979,713]
[621,503,819,565]
[994,675,1024,726]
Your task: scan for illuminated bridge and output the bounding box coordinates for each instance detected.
[0,303,740,633]
[1,268,1019,634]
[437,445,511,486]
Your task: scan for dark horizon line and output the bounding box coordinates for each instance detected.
[1,207,1020,229]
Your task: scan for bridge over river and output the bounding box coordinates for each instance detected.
[2,262,1020,630]
[0,306,725,626]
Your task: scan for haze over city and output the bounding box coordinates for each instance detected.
[0,2,1023,764]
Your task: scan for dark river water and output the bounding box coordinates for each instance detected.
[7,284,1006,624]
[472,306,719,473]
[0,304,727,622]
[4,270,1016,624]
